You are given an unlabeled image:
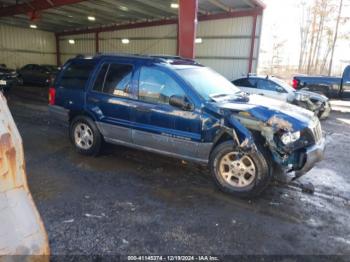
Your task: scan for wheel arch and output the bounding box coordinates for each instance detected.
[69,110,97,123]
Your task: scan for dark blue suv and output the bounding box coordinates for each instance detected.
[49,54,325,198]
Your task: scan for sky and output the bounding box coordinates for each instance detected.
[258,0,350,74]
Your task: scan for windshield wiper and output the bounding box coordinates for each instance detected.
[210,93,231,98]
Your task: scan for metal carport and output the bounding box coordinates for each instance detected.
[0,0,265,79]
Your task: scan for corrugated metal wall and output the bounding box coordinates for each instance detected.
[59,24,177,64]
[58,15,262,79]
[100,24,177,55]
[0,24,56,69]
[60,33,96,64]
[196,15,262,80]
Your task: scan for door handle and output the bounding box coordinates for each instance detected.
[258,93,264,96]
[88,97,100,103]
[136,106,151,112]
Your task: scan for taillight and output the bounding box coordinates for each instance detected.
[49,87,56,105]
[292,79,299,89]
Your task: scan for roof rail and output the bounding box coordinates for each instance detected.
[247,73,257,78]
[89,53,202,65]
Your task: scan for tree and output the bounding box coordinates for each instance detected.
[298,0,349,75]
[328,0,344,75]
[269,35,286,75]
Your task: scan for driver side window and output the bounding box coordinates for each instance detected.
[138,67,185,104]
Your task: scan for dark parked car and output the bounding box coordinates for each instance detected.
[49,54,325,198]
[233,75,331,119]
[17,64,59,86]
[0,66,19,92]
[293,65,350,99]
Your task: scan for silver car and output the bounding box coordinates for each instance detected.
[232,75,331,119]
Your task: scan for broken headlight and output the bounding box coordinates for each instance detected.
[281,131,300,145]
[295,92,309,101]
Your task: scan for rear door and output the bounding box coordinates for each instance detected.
[131,65,204,161]
[86,60,136,143]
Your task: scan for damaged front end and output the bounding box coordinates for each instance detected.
[216,97,326,181]
[293,91,331,120]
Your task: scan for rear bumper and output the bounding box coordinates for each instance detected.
[0,78,18,89]
[48,105,69,124]
[295,137,326,177]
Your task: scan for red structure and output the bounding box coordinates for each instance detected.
[248,14,258,73]
[177,0,198,59]
[0,0,85,17]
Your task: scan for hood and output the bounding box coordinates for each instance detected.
[295,89,328,102]
[212,94,315,131]
[0,68,16,74]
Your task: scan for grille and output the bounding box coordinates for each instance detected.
[311,120,323,144]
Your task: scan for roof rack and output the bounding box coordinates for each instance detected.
[247,73,257,78]
[86,53,202,66]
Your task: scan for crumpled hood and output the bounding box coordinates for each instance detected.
[295,90,329,102]
[214,94,315,131]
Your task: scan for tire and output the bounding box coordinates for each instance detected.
[209,141,272,198]
[17,76,24,86]
[69,116,102,156]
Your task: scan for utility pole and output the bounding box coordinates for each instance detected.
[328,0,343,76]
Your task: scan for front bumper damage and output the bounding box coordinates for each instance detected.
[294,137,326,177]
[318,102,331,120]
[233,112,326,181]
[293,94,331,120]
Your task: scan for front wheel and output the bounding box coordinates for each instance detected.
[69,116,102,156]
[209,141,272,198]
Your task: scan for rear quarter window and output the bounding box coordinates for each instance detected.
[59,63,95,90]
[233,78,257,88]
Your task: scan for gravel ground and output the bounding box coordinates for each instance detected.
[5,86,350,260]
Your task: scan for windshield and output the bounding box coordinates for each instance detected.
[178,67,241,100]
[272,77,295,92]
[42,65,58,72]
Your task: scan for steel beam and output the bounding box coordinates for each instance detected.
[248,14,258,73]
[0,0,86,17]
[207,0,231,12]
[178,0,198,59]
[55,34,61,66]
[95,32,99,54]
[56,8,263,36]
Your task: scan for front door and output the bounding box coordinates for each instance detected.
[131,65,205,161]
[86,61,136,143]
[256,79,289,101]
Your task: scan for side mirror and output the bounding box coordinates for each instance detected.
[169,95,193,111]
[276,86,285,93]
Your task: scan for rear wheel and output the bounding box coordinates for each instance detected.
[69,116,102,156]
[209,141,272,198]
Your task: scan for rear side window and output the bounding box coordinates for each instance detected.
[93,63,133,98]
[21,64,34,70]
[93,64,109,92]
[60,63,94,90]
[233,78,257,88]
